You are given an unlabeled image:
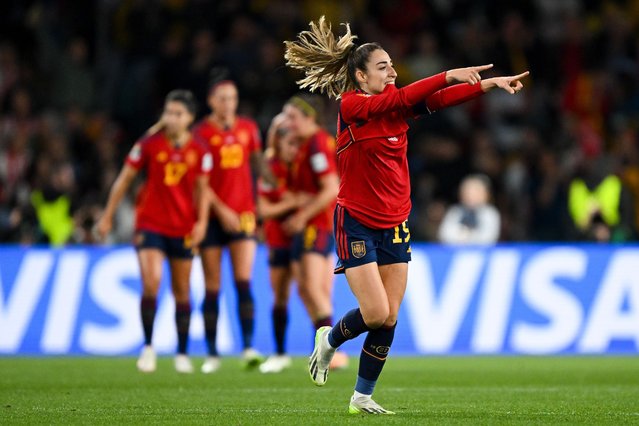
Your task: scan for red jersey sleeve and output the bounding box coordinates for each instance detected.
[199,149,213,175]
[425,82,485,113]
[340,72,448,123]
[125,139,147,170]
[309,133,337,179]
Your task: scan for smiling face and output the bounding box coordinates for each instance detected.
[162,100,194,136]
[356,49,397,95]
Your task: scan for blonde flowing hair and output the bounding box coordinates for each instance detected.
[284,16,358,99]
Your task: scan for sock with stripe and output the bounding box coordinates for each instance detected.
[236,280,255,349]
[202,290,219,356]
[175,301,191,355]
[140,296,157,346]
[355,322,397,395]
[327,308,371,348]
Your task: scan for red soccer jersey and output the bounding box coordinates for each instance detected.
[290,129,337,231]
[336,75,484,229]
[126,131,212,237]
[192,116,262,215]
[258,157,292,248]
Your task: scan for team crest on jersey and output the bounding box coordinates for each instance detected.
[185,150,197,167]
[237,130,249,145]
[156,151,168,162]
[351,241,366,258]
[210,135,222,146]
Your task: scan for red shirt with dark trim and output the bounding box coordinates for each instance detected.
[336,74,484,229]
[258,157,292,249]
[126,131,212,237]
[192,116,262,215]
[290,129,337,231]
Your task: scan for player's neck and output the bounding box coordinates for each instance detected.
[210,113,236,130]
[166,130,190,147]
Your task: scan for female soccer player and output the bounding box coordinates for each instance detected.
[285,17,529,414]
[192,79,264,373]
[96,90,211,374]
[256,114,299,373]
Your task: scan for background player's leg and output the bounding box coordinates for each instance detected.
[299,252,333,329]
[260,264,293,374]
[200,247,222,372]
[169,257,194,373]
[136,248,164,373]
[229,238,257,350]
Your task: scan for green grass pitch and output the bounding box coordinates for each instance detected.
[1,356,638,425]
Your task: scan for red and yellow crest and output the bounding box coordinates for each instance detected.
[185,150,197,167]
[210,135,222,146]
[351,241,366,258]
[156,151,168,162]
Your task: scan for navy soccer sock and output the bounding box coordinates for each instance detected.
[327,308,371,348]
[202,290,219,356]
[140,296,157,346]
[355,322,397,395]
[272,306,288,355]
[175,301,191,355]
[236,280,255,349]
[314,316,333,330]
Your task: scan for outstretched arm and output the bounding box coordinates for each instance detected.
[341,64,495,123]
[425,71,530,113]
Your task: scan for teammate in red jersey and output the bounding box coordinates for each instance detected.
[285,16,529,414]
[192,78,265,372]
[256,113,299,373]
[282,94,348,370]
[96,90,211,374]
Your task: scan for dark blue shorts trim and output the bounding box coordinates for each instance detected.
[134,230,194,259]
[290,226,335,261]
[268,247,292,267]
[333,205,411,274]
[200,216,256,248]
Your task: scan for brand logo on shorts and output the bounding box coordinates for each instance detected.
[351,241,366,258]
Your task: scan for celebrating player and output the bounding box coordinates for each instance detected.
[285,16,529,414]
[96,90,211,374]
[256,113,299,373]
[192,78,264,373]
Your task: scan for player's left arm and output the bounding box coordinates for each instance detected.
[190,174,210,247]
[424,71,529,113]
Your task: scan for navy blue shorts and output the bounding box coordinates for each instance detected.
[291,225,335,261]
[333,205,411,274]
[268,247,292,267]
[134,230,194,259]
[200,213,256,248]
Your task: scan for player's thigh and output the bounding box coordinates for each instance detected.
[345,262,389,328]
[137,248,165,297]
[168,258,193,303]
[229,238,256,281]
[378,262,408,326]
[200,247,223,291]
[269,266,292,305]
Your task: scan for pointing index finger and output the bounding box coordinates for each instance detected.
[511,71,530,80]
[475,64,494,72]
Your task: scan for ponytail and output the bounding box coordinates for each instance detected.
[284,16,358,99]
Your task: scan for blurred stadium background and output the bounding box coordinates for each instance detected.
[1,0,638,359]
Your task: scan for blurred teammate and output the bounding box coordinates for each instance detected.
[96,90,211,374]
[282,94,347,369]
[286,16,528,414]
[256,113,298,373]
[192,78,264,373]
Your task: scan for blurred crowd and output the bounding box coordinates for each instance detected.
[1,0,639,244]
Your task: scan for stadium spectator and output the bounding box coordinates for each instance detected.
[438,174,501,244]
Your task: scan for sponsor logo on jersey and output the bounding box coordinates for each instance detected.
[351,241,366,258]
[388,137,398,142]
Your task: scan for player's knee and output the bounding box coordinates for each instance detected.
[362,306,390,329]
[383,313,398,328]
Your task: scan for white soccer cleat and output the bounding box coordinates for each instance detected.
[136,345,156,373]
[201,356,221,374]
[348,395,396,415]
[259,355,292,374]
[308,326,335,386]
[174,354,194,374]
[241,348,265,370]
